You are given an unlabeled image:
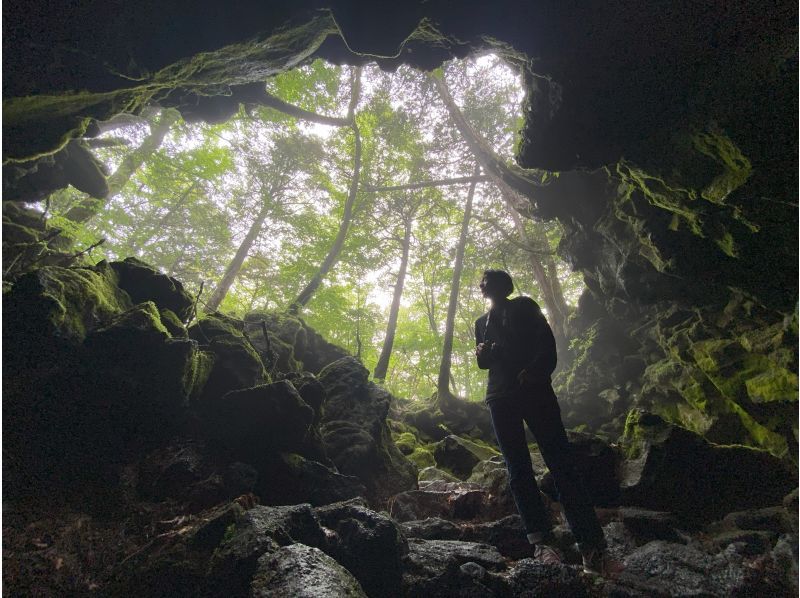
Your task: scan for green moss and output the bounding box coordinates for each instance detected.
[187,349,215,402]
[13,262,132,342]
[714,231,738,258]
[692,127,752,206]
[99,301,171,338]
[745,369,798,404]
[457,435,500,460]
[160,308,188,338]
[5,12,339,161]
[394,432,418,454]
[408,447,435,469]
[221,523,237,545]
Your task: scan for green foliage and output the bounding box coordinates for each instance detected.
[40,55,583,406]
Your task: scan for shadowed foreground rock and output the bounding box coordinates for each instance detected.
[251,544,367,597]
[318,357,418,504]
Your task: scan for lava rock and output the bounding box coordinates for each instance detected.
[203,381,314,462]
[502,558,589,597]
[619,411,797,524]
[401,539,506,597]
[318,357,417,504]
[418,466,460,484]
[432,435,498,479]
[540,430,621,506]
[618,507,684,544]
[720,506,794,535]
[256,453,366,507]
[209,503,326,593]
[251,543,367,597]
[189,313,268,403]
[618,540,767,596]
[315,499,408,597]
[110,257,194,322]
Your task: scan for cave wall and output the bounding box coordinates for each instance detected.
[3,0,797,455]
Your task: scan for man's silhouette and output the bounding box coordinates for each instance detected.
[475,269,612,574]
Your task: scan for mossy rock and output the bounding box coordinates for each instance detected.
[407,447,436,469]
[4,261,131,344]
[620,410,797,524]
[111,257,194,322]
[203,381,314,461]
[189,313,268,403]
[83,302,201,440]
[160,308,188,338]
[432,435,499,480]
[394,432,418,455]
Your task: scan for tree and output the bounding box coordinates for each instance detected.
[64,109,181,223]
[289,67,363,313]
[437,166,481,398]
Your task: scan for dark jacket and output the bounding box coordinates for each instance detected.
[474,296,557,402]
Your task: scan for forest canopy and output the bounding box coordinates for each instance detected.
[43,54,584,402]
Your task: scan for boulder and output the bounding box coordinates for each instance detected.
[315,500,408,597]
[432,435,499,479]
[401,515,530,560]
[188,313,268,403]
[401,539,506,597]
[4,261,131,348]
[501,558,589,597]
[110,257,194,322]
[251,544,367,598]
[84,303,203,428]
[720,506,794,535]
[388,480,520,523]
[419,466,460,484]
[209,503,327,594]
[203,381,314,462]
[255,453,366,507]
[540,430,621,506]
[245,311,349,375]
[617,507,685,544]
[619,410,797,524]
[318,357,417,504]
[617,540,790,596]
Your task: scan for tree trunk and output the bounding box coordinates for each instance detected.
[374,217,413,381]
[437,168,479,398]
[289,68,362,313]
[128,182,198,253]
[503,200,569,346]
[205,201,270,312]
[65,109,180,223]
[432,75,542,205]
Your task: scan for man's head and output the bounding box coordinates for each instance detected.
[480,269,514,302]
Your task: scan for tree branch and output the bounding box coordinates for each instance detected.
[361,175,490,193]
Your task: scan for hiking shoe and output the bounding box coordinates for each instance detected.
[533,543,563,565]
[581,547,623,577]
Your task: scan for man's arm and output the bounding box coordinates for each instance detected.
[475,318,493,369]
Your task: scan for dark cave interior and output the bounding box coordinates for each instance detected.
[2,1,798,595]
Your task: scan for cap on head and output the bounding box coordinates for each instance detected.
[482,269,514,298]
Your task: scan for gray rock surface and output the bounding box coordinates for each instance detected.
[251,543,367,597]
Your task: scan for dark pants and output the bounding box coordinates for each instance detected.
[488,382,605,550]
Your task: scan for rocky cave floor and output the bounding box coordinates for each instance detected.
[3,257,798,597]
[3,467,798,597]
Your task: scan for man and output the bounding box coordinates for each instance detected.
[475,269,612,575]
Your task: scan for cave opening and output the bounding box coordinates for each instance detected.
[17,53,586,405]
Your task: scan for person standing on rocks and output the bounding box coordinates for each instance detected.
[474,269,613,575]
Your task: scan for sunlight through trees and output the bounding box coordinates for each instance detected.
[46,54,585,402]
